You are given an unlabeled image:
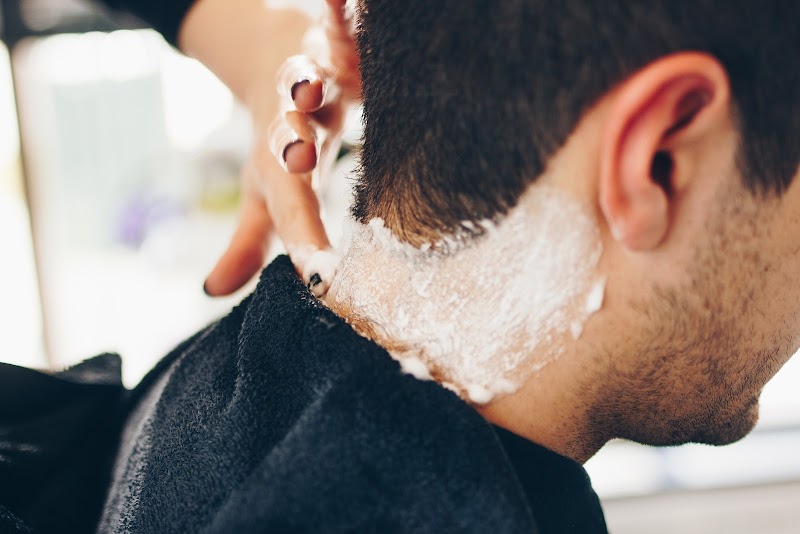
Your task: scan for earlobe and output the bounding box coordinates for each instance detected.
[598,52,730,251]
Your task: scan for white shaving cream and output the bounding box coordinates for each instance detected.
[325,184,605,404]
[288,245,341,297]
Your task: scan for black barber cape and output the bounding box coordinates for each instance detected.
[0,256,608,533]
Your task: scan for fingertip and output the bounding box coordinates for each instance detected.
[203,274,226,297]
[204,243,267,297]
[308,273,323,288]
[291,79,310,101]
[294,247,341,298]
[284,140,318,174]
[203,251,264,298]
[203,265,235,297]
[292,79,325,112]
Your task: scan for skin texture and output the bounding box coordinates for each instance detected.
[480,54,800,463]
[333,52,800,464]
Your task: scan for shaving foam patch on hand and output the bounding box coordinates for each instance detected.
[288,245,342,297]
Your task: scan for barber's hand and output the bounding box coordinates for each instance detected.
[203,0,360,296]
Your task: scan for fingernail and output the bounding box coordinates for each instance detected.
[291,79,310,101]
[269,118,301,172]
[282,140,304,163]
[203,281,211,296]
[308,273,322,288]
[277,56,324,100]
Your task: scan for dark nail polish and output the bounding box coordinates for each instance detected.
[291,79,310,101]
[282,140,304,163]
[203,281,211,296]
[308,273,322,288]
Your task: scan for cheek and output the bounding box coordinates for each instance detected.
[750,252,800,358]
[729,271,800,389]
[757,184,800,346]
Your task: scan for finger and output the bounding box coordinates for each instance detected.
[253,141,330,275]
[277,55,327,112]
[324,0,355,39]
[288,245,341,298]
[204,191,274,297]
[284,140,318,175]
[291,79,325,112]
[322,1,361,98]
[268,110,320,174]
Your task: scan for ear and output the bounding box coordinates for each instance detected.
[599,52,731,251]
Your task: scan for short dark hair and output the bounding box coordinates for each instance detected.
[352,0,800,242]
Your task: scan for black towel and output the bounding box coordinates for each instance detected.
[0,354,124,534]
[1,255,607,533]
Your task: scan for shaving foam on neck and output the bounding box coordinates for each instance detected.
[324,184,605,404]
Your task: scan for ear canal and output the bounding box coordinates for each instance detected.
[650,151,674,196]
[651,86,711,198]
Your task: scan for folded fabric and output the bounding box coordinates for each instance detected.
[0,354,124,533]
[1,255,607,533]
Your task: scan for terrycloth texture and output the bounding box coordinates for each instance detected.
[0,255,608,533]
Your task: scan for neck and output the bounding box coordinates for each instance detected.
[324,183,608,462]
[476,348,610,464]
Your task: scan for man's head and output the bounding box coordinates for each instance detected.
[342,0,800,459]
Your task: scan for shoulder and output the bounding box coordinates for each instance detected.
[113,256,539,533]
[205,293,538,532]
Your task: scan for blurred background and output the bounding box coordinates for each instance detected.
[0,1,798,532]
